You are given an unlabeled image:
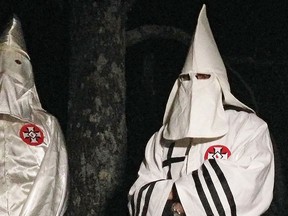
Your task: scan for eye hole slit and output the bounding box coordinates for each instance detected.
[179,74,191,81]
[195,73,211,79]
[15,59,22,65]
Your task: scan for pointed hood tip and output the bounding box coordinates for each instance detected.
[12,14,20,19]
[199,5,208,24]
[181,3,226,75]
[0,14,30,60]
[200,4,207,13]
[12,14,21,24]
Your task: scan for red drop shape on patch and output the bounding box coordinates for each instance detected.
[204,145,231,160]
[20,124,44,146]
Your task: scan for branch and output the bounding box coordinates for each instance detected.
[126,25,288,65]
[126,25,192,47]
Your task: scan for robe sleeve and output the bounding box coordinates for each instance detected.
[128,128,174,216]
[175,122,274,216]
[19,118,69,216]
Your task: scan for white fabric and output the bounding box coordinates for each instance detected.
[129,4,274,216]
[0,50,36,121]
[0,19,68,216]
[163,73,227,139]
[0,115,68,216]
[163,5,253,140]
[128,110,274,216]
[0,15,29,59]
[181,6,226,76]
[181,5,252,112]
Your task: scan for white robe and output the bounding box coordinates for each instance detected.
[128,110,274,216]
[0,48,68,215]
[0,114,68,216]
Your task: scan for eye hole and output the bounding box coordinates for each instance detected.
[195,73,211,79]
[179,74,191,81]
[15,60,22,65]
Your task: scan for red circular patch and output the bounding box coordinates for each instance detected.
[204,145,231,160]
[20,124,44,146]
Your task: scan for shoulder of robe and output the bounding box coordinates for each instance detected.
[226,109,268,131]
[30,109,62,133]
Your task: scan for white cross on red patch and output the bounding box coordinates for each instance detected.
[20,124,44,146]
[204,145,231,160]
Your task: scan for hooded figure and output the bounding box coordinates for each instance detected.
[0,16,68,215]
[128,5,274,216]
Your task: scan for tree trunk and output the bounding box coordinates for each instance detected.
[66,1,127,215]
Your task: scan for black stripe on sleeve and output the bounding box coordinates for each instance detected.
[130,194,135,216]
[141,181,157,216]
[209,159,237,216]
[136,180,165,216]
[192,170,214,216]
[136,183,152,216]
[202,164,226,216]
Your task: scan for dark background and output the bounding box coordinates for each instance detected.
[0,0,287,214]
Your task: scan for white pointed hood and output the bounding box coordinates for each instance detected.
[0,15,42,121]
[163,5,253,140]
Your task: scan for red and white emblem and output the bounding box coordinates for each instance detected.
[204,145,231,160]
[20,124,44,146]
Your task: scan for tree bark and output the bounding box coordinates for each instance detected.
[66,1,127,215]
[126,25,191,47]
